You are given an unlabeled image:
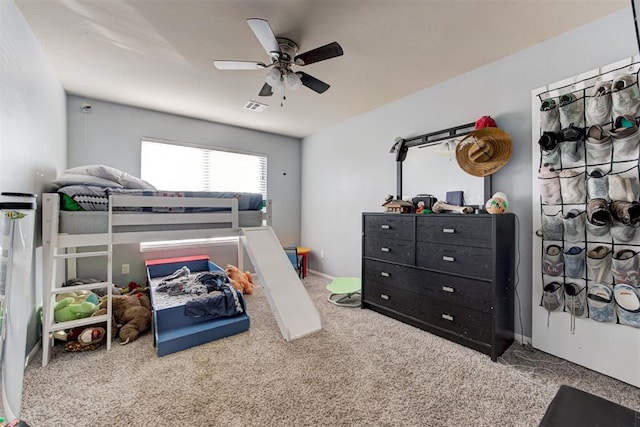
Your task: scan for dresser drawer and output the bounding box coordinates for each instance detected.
[416,216,492,248]
[364,259,492,312]
[363,281,492,344]
[364,258,414,284]
[364,236,414,264]
[364,215,414,240]
[416,242,492,279]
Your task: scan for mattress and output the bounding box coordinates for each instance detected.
[58,186,264,212]
[59,209,263,234]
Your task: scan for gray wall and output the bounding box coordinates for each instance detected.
[66,96,302,283]
[301,7,638,339]
[1,0,66,351]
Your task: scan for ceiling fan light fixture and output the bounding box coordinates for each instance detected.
[286,72,302,91]
[265,68,282,87]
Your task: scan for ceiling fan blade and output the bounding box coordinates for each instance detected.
[296,72,330,94]
[213,60,266,70]
[258,83,273,97]
[294,42,343,65]
[247,18,280,59]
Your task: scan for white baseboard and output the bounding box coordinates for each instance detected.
[513,333,532,346]
[307,269,334,280]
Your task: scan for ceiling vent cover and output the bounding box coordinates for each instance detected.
[243,100,268,112]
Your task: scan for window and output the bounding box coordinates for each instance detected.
[141,139,267,198]
[139,139,267,251]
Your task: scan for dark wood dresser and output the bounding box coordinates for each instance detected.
[362,212,515,361]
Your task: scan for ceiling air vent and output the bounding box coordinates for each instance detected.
[243,100,268,112]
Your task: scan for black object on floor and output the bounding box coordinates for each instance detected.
[539,385,640,427]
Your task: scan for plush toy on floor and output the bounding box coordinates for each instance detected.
[54,291,99,323]
[225,264,254,295]
[95,290,152,344]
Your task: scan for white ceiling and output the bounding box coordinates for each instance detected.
[16,0,628,138]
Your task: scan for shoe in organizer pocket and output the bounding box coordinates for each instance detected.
[562,209,585,243]
[612,249,640,286]
[542,281,564,312]
[559,124,585,163]
[610,220,638,244]
[610,200,640,227]
[558,93,585,129]
[613,283,640,328]
[559,169,586,204]
[564,246,585,279]
[538,131,560,166]
[586,198,612,227]
[564,282,587,317]
[586,220,610,238]
[543,244,564,276]
[586,169,609,201]
[607,174,639,202]
[585,125,613,165]
[586,245,613,284]
[610,115,640,161]
[541,211,563,241]
[587,284,615,323]
[585,80,613,127]
[538,164,561,205]
[611,75,640,119]
[540,98,561,133]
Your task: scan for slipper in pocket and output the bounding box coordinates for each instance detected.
[613,284,640,328]
[586,245,613,284]
[543,244,564,277]
[587,284,615,323]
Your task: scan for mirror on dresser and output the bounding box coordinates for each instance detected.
[392,122,491,210]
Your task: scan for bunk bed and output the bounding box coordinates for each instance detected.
[41,189,272,365]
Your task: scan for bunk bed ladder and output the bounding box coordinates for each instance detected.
[41,194,113,367]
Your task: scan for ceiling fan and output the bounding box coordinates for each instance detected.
[213,18,343,99]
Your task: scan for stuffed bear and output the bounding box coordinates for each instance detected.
[225,264,253,295]
[96,290,152,344]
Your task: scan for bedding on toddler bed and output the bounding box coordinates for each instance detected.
[152,267,244,318]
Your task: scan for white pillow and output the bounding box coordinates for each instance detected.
[65,165,156,190]
[52,173,123,189]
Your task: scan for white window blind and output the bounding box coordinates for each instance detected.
[141,139,267,198]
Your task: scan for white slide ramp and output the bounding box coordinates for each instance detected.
[240,227,321,341]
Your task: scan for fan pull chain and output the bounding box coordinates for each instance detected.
[281,78,285,107]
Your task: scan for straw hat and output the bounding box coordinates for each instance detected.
[455,128,512,177]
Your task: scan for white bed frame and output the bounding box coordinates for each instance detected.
[41,192,272,366]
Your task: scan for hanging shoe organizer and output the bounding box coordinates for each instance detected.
[532,56,640,388]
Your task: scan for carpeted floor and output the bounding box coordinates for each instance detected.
[12,274,640,426]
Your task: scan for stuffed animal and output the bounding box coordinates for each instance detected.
[54,291,99,323]
[97,290,151,344]
[225,264,253,295]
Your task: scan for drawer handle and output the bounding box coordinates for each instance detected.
[442,314,454,321]
[442,286,455,293]
[381,247,390,252]
[381,224,390,229]
[380,272,390,278]
[442,256,455,262]
[442,228,455,234]
[381,294,390,300]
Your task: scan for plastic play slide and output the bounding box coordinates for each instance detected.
[240,227,321,341]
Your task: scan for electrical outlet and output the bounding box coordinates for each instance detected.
[121,264,130,274]
[321,251,325,258]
